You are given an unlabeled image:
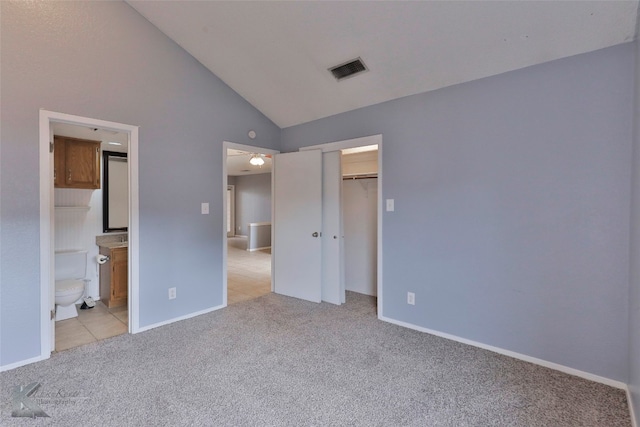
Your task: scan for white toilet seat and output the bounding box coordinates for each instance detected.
[55,279,84,296]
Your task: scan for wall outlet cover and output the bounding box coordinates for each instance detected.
[407,292,415,305]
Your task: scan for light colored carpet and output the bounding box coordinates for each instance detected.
[0,292,630,426]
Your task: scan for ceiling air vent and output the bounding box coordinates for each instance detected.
[329,57,368,81]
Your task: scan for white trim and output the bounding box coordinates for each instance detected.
[222,141,279,304]
[379,315,627,390]
[300,134,382,153]
[128,126,140,334]
[39,110,140,362]
[0,354,48,373]
[248,246,271,252]
[136,304,225,333]
[224,141,279,156]
[271,167,276,293]
[629,387,639,427]
[377,140,383,314]
[227,185,235,237]
[39,110,54,360]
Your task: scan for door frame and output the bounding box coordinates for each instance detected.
[222,141,279,306]
[300,134,383,315]
[227,185,235,237]
[39,109,140,358]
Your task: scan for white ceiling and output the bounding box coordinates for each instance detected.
[52,122,129,153]
[128,1,639,129]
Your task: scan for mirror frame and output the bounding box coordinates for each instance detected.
[102,150,128,233]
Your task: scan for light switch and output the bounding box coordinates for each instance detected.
[386,199,394,212]
[201,203,209,215]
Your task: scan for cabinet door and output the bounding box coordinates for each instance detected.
[64,139,100,189]
[111,248,128,302]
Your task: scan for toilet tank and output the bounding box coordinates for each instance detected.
[55,250,88,281]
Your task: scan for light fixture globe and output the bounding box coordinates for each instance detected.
[249,154,265,166]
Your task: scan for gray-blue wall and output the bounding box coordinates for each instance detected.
[283,43,635,382]
[629,38,640,426]
[0,1,280,366]
[233,173,272,236]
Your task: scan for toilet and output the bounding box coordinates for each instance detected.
[55,250,88,321]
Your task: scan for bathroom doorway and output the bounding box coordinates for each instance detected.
[39,110,140,357]
[222,142,279,305]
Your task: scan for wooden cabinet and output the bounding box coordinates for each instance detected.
[54,135,101,189]
[99,246,128,308]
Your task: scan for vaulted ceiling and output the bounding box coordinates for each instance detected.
[128,1,639,129]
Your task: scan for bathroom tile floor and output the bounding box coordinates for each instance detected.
[55,237,269,351]
[55,302,128,352]
[227,236,271,305]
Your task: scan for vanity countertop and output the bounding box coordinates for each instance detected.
[96,234,128,250]
[98,241,128,249]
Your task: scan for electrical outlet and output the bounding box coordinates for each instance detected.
[168,287,177,300]
[407,292,415,305]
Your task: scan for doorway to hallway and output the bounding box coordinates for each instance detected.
[226,236,271,304]
[223,141,279,306]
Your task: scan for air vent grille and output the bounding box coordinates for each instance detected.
[329,57,368,81]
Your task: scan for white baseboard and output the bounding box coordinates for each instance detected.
[0,354,49,373]
[378,315,627,390]
[247,246,271,252]
[629,387,639,427]
[135,303,225,334]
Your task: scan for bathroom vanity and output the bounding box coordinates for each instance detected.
[98,243,128,308]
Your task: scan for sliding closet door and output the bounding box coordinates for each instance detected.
[321,151,344,305]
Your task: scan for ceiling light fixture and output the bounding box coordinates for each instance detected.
[108,141,123,146]
[249,153,265,166]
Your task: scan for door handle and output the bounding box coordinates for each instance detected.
[312,232,319,238]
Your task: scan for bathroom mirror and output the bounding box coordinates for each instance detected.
[102,151,128,232]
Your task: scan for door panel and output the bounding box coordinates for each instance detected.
[273,150,322,302]
[321,151,343,305]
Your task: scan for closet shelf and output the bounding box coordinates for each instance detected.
[54,206,90,212]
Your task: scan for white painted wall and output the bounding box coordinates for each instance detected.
[343,178,378,296]
[342,150,378,176]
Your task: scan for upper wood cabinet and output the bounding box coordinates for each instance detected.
[54,135,101,189]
